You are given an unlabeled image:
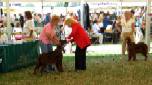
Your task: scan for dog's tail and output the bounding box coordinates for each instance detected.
[126,37,132,43]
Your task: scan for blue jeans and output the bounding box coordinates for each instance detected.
[40,41,53,53]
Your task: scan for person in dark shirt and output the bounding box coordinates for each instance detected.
[19,13,24,29]
[44,13,51,25]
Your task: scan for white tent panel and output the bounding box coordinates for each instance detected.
[1,0,148,2]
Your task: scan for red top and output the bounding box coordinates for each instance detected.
[67,22,91,49]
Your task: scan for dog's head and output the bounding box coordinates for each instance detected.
[55,40,67,53]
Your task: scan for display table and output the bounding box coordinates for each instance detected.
[0,40,39,72]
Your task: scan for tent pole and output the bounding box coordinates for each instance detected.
[41,0,44,17]
[120,0,123,15]
[117,0,122,16]
[80,0,84,27]
[116,3,119,16]
[145,0,151,51]
[6,0,11,41]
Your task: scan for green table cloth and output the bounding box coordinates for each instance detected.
[0,40,39,72]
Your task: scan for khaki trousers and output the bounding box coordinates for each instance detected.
[121,32,134,55]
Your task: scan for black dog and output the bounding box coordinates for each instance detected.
[126,37,148,61]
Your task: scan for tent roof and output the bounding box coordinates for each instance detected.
[1,0,148,2]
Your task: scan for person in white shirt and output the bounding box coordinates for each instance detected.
[121,11,135,56]
[23,11,36,40]
[92,20,103,44]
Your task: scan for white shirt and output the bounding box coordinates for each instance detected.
[98,22,103,28]
[92,23,100,35]
[23,19,34,35]
[64,25,72,38]
[121,18,134,32]
[13,27,22,33]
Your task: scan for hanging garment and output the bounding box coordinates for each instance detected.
[83,3,90,30]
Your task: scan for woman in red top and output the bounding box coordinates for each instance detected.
[64,18,91,70]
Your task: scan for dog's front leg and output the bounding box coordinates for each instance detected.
[56,63,63,72]
[56,59,63,72]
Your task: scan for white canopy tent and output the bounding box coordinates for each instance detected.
[2,0,152,51]
[1,0,148,2]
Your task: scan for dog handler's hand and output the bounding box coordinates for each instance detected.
[66,37,71,43]
[67,39,71,43]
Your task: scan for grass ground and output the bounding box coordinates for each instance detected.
[0,53,152,85]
